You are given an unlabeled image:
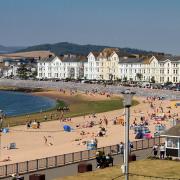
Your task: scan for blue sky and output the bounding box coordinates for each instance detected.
[0,0,180,54]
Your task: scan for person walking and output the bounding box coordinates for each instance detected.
[160,143,165,159]
[152,144,158,157]
[119,142,124,154]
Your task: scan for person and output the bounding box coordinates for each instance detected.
[26,121,30,129]
[37,121,40,128]
[152,144,158,157]
[105,153,113,167]
[44,115,47,121]
[129,142,134,153]
[119,142,124,154]
[160,143,165,159]
[43,136,47,144]
[0,156,11,162]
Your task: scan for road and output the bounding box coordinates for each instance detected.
[0,79,180,100]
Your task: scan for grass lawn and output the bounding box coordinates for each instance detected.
[3,93,138,127]
[56,159,180,180]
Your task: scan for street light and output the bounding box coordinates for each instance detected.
[0,110,4,159]
[121,89,135,180]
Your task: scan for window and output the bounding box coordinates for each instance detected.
[167,138,178,148]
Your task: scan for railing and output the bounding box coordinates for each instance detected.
[0,136,164,178]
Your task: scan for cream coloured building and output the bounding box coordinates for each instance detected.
[84,48,126,80]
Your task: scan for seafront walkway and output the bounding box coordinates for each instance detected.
[0,79,180,100]
[0,137,164,180]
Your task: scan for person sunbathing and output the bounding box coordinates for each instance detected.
[0,156,11,162]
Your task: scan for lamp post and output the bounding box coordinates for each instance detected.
[121,89,135,180]
[0,110,4,159]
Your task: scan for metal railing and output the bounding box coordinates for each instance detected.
[0,136,164,178]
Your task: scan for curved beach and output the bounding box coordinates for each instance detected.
[0,88,179,165]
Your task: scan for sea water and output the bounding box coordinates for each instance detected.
[0,91,55,116]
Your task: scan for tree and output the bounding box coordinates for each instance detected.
[31,69,37,78]
[150,76,155,83]
[129,78,133,82]
[123,76,127,82]
[17,64,30,79]
[136,73,143,81]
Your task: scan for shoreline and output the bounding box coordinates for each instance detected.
[2,88,131,127]
[0,88,57,118]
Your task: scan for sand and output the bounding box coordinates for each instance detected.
[0,91,179,165]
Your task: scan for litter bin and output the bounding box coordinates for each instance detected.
[78,163,92,173]
[129,154,136,162]
[29,174,45,180]
[12,176,24,180]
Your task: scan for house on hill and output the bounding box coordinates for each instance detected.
[161,124,180,157]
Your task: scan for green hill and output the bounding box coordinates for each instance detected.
[17,42,162,56]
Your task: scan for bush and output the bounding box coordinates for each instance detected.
[147,156,159,160]
[165,156,172,160]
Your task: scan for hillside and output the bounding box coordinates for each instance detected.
[17,42,161,56]
[0,51,54,59]
[0,45,25,53]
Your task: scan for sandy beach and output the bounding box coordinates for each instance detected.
[0,90,179,165]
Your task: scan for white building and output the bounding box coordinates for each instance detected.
[37,49,180,83]
[37,55,85,79]
[84,48,180,83]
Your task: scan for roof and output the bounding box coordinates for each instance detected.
[61,55,87,63]
[115,51,131,58]
[162,124,180,137]
[40,56,55,62]
[158,56,180,62]
[99,48,119,58]
[119,57,145,64]
[91,52,99,58]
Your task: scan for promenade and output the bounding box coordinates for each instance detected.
[0,137,164,180]
[0,79,180,100]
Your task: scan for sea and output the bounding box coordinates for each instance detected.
[0,91,56,116]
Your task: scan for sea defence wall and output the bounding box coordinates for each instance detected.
[0,79,180,100]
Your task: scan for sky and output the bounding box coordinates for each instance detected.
[0,0,180,55]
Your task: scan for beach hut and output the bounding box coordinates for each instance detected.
[161,124,180,157]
